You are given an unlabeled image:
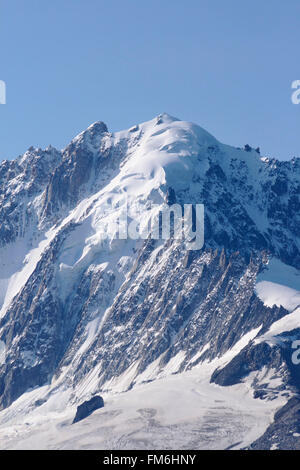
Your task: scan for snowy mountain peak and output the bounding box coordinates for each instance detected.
[69,120,109,151]
[154,112,180,124]
[86,120,109,135]
[0,115,300,449]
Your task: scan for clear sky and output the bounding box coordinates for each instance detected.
[0,0,299,161]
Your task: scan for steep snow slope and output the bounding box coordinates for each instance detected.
[0,114,299,449]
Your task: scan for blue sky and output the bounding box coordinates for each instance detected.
[0,0,299,161]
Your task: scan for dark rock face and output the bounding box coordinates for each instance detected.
[211,328,300,391]
[166,186,176,205]
[0,222,79,409]
[210,342,286,387]
[72,396,104,424]
[41,123,109,220]
[250,397,300,450]
[69,250,286,390]
[0,146,61,246]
